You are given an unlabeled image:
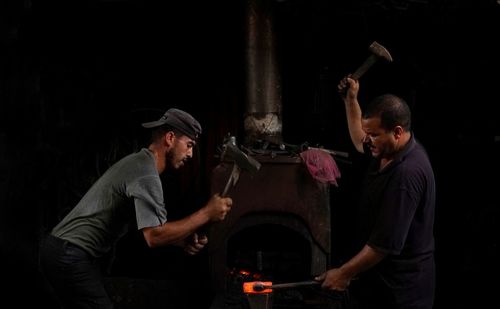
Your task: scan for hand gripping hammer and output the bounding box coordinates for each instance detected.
[197,137,260,236]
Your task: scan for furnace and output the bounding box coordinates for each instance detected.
[205,1,343,307]
[207,151,334,308]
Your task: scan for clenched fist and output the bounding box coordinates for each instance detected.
[184,232,208,256]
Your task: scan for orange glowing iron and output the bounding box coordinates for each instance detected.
[243,281,273,294]
[243,280,320,294]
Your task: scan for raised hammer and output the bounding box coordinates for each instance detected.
[350,41,393,80]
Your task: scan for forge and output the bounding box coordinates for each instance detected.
[206,1,344,307]
[207,153,336,308]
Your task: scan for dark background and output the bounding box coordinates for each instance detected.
[1,0,499,308]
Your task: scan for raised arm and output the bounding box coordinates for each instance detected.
[338,76,365,153]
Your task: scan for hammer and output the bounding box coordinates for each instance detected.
[197,137,260,236]
[350,41,393,80]
[220,136,261,197]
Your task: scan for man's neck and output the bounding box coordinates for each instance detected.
[148,144,166,174]
[398,131,411,151]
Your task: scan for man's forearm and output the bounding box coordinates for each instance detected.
[340,244,386,278]
[142,207,211,248]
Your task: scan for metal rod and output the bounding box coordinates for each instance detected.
[254,280,320,291]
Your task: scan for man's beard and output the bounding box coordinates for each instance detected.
[165,149,176,170]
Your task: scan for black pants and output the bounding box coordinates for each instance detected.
[348,258,435,309]
[38,234,113,309]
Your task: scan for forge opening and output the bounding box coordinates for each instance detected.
[219,222,345,309]
[227,223,312,282]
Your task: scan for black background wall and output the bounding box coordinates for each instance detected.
[1,0,499,308]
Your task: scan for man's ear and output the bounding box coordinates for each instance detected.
[393,126,404,139]
[164,131,176,146]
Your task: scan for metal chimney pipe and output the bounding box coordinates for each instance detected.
[244,0,283,146]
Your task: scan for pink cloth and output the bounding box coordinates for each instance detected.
[299,149,341,186]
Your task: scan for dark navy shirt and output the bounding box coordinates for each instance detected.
[355,134,436,309]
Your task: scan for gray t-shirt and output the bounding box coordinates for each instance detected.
[51,148,167,257]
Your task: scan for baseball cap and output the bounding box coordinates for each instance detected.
[141,108,202,140]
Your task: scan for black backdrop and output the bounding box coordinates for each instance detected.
[1,0,499,308]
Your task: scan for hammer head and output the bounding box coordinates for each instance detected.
[369,41,393,62]
[219,136,261,196]
[350,41,393,80]
[221,138,261,173]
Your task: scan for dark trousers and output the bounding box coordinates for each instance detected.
[348,258,435,309]
[38,234,113,309]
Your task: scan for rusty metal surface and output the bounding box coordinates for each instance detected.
[244,0,283,145]
[208,154,331,294]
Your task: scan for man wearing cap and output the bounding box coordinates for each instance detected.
[38,108,233,309]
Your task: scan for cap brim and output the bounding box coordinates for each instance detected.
[141,120,166,128]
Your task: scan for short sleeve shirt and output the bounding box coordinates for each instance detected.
[355,135,436,307]
[51,148,167,257]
